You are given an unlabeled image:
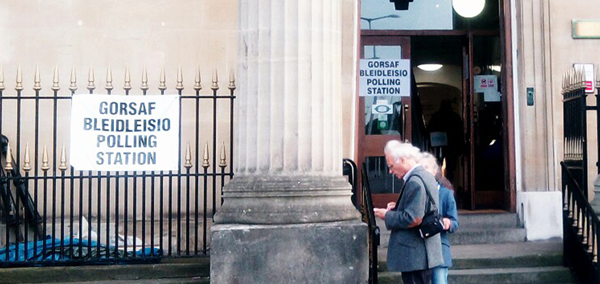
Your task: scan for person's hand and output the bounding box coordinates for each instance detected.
[442,217,451,230]
[386,202,396,211]
[373,208,387,220]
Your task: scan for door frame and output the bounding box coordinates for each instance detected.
[357,35,411,208]
[357,20,515,212]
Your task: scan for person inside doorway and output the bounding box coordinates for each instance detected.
[427,99,463,183]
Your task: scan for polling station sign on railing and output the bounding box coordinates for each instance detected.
[359,59,411,97]
[70,94,180,171]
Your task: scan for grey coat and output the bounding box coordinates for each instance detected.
[384,166,444,272]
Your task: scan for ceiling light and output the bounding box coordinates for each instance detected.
[417,64,443,71]
[453,0,485,18]
[489,65,501,72]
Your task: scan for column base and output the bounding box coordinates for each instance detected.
[210,220,368,283]
[214,175,361,224]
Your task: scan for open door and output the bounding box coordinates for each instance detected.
[358,36,411,208]
[468,34,505,209]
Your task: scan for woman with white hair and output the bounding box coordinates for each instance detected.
[419,153,460,284]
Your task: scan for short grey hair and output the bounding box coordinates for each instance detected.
[384,140,422,162]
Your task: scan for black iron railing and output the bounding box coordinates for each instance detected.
[361,162,380,284]
[561,68,600,283]
[343,158,379,284]
[562,162,600,283]
[343,159,359,209]
[0,66,234,267]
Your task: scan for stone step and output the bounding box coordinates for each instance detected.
[451,241,563,269]
[378,226,527,247]
[0,258,209,284]
[450,227,527,245]
[378,267,576,284]
[378,240,563,271]
[449,266,577,284]
[376,212,523,247]
[28,277,210,284]
[457,212,519,228]
[375,212,518,232]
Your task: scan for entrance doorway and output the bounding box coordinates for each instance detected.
[414,34,505,210]
[358,32,510,210]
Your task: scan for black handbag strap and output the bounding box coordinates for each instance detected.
[411,174,438,212]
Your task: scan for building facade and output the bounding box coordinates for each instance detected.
[1,0,600,270]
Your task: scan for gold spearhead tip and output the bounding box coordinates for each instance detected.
[202,143,210,168]
[219,141,227,167]
[184,142,193,169]
[15,64,23,91]
[124,66,132,91]
[41,145,49,171]
[211,69,219,90]
[0,64,4,91]
[141,66,149,91]
[228,69,236,90]
[4,143,13,171]
[59,144,68,171]
[159,67,167,91]
[194,64,202,91]
[23,143,31,172]
[176,65,184,91]
[33,64,42,91]
[106,64,113,91]
[51,65,60,91]
[87,64,95,91]
[70,66,77,91]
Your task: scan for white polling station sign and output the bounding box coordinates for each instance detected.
[359,59,411,96]
[70,94,180,171]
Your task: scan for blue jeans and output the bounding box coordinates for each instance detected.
[432,266,448,284]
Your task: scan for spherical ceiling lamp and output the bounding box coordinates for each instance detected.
[453,0,485,18]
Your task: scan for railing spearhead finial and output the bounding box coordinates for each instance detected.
[0,64,4,91]
[202,143,210,168]
[228,68,236,90]
[23,143,31,172]
[211,68,219,90]
[184,142,193,169]
[194,64,202,91]
[176,64,184,91]
[106,63,114,91]
[596,65,600,89]
[87,63,95,92]
[41,145,49,171]
[52,65,60,91]
[159,66,167,91]
[219,141,227,167]
[141,65,149,91]
[124,65,132,91]
[15,64,23,91]
[4,143,13,171]
[33,64,42,91]
[69,66,77,92]
[59,144,68,171]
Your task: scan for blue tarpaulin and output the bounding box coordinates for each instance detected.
[0,236,161,262]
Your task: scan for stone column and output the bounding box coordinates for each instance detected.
[210,0,367,283]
